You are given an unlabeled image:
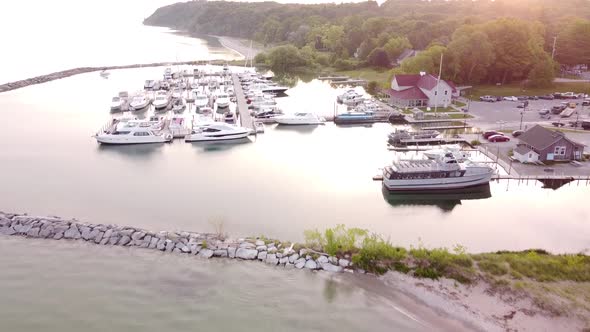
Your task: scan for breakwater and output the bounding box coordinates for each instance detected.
[0,212,352,273]
[0,60,232,93]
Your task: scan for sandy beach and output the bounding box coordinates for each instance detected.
[215,36,264,60]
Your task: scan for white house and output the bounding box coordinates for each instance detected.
[513,145,540,164]
[384,73,457,108]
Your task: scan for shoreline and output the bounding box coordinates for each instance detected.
[1,211,588,331]
[213,35,264,60]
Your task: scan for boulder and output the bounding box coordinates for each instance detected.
[294,258,306,269]
[257,251,267,261]
[299,249,309,256]
[279,256,289,265]
[175,242,185,250]
[320,263,343,273]
[213,249,228,257]
[141,235,152,248]
[304,260,318,270]
[120,229,135,237]
[131,231,145,241]
[165,240,175,252]
[156,239,166,251]
[117,235,131,246]
[149,237,159,249]
[103,229,113,241]
[288,254,299,263]
[236,248,258,260]
[268,247,277,254]
[239,242,255,249]
[64,225,81,239]
[199,249,214,258]
[0,227,16,236]
[94,232,104,244]
[256,245,267,252]
[26,227,40,238]
[228,247,237,258]
[265,254,278,265]
[328,256,338,265]
[99,238,109,245]
[53,232,64,240]
[317,255,329,264]
[84,229,99,241]
[255,240,265,246]
[108,235,120,245]
[181,245,191,253]
[173,248,182,254]
[0,218,11,227]
[79,226,92,239]
[189,243,201,255]
[20,224,32,235]
[338,259,350,268]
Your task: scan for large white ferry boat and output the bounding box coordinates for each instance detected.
[382,154,494,191]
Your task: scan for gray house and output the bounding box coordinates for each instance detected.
[514,125,584,163]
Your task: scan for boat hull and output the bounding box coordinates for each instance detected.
[95,136,170,145]
[383,171,493,192]
[275,119,323,125]
[185,132,249,142]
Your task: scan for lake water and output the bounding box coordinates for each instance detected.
[1,1,590,331]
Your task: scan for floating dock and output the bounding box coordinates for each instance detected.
[231,73,254,129]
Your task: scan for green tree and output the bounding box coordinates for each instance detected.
[528,54,556,87]
[383,36,412,61]
[556,19,590,66]
[367,48,390,68]
[266,45,308,73]
[324,25,345,52]
[366,81,379,95]
[401,45,446,75]
[446,25,495,83]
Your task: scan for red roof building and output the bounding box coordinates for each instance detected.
[384,73,457,108]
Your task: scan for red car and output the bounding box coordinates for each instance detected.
[488,134,510,142]
[483,131,501,139]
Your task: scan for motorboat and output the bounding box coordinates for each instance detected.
[382,154,494,191]
[337,89,362,103]
[99,70,110,78]
[171,88,183,99]
[423,146,470,162]
[388,129,440,144]
[273,112,325,125]
[341,93,364,106]
[94,119,171,145]
[215,92,230,109]
[334,110,374,124]
[153,92,170,111]
[192,114,214,126]
[185,123,250,142]
[253,121,265,134]
[129,94,150,111]
[171,98,186,113]
[197,106,213,115]
[110,96,124,112]
[193,91,210,109]
[253,107,283,119]
[224,111,236,124]
[169,115,186,131]
[164,67,172,80]
[246,83,288,94]
[144,80,156,90]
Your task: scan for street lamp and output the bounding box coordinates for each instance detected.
[519,102,526,130]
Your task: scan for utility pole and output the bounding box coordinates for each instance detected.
[551,36,557,60]
[434,53,443,116]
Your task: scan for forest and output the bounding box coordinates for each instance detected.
[145,0,590,86]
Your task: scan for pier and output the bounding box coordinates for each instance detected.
[231,73,254,129]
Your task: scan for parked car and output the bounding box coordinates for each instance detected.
[539,94,555,100]
[488,134,510,142]
[582,120,590,130]
[561,92,577,99]
[483,131,501,139]
[517,96,529,101]
[528,95,539,100]
[512,130,525,137]
[517,101,529,108]
[538,109,550,116]
[582,99,590,106]
[552,122,565,127]
[551,105,566,114]
[503,96,518,102]
[479,95,496,102]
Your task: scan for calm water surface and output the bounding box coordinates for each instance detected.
[0,66,589,253]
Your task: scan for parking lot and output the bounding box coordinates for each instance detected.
[467,98,590,131]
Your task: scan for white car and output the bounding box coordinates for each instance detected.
[503,96,518,102]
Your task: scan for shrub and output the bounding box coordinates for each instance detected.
[470,139,481,146]
[414,267,441,279]
[333,59,356,70]
[352,234,406,274]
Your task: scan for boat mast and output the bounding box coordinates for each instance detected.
[434,53,443,116]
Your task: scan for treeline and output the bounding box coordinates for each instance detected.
[145,0,590,85]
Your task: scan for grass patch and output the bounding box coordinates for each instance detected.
[331,67,391,87]
[448,113,473,119]
[470,82,590,99]
[453,100,467,107]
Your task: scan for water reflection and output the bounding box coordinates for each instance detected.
[381,184,492,212]
[273,124,320,134]
[97,143,165,159]
[188,138,252,152]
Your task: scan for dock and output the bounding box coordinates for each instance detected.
[318,76,349,81]
[231,73,254,129]
[389,137,471,148]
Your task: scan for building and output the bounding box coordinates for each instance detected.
[513,125,584,163]
[383,73,457,108]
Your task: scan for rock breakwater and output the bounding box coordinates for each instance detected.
[0,212,354,273]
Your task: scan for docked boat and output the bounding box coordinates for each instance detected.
[334,110,375,124]
[129,94,150,111]
[110,96,124,112]
[246,83,288,94]
[215,92,231,109]
[171,98,186,113]
[169,115,186,131]
[193,91,210,109]
[382,154,494,192]
[224,111,236,124]
[94,119,171,145]
[273,112,325,125]
[253,107,283,119]
[337,89,362,103]
[144,80,156,90]
[388,129,440,144]
[153,92,170,111]
[423,146,470,162]
[185,123,250,142]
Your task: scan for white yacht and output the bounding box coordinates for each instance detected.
[337,89,362,103]
[423,146,470,162]
[129,94,150,110]
[215,92,230,109]
[185,123,250,142]
[382,154,494,191]
[193,91,210,109]
[110,96,124,111]
[153,92,170,111]
[94,119,171,145]
[273,112,325,125]
[246,83,288,94]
